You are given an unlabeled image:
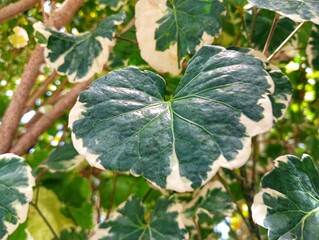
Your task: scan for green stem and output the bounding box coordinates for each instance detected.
[249,8,259,46]
[263,13,280,55]
[106,173,118,219]
[239,167,261,240]
[216,172,251,235]
[142,188,153,203]
[268,21,305,61]
[30,202,60,240]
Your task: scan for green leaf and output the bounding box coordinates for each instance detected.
[42,143,84,172]
[27,187,75,240]
[7,222,28,240]
[246,10,295,53]
[252,154,319,240]
[248,0,319,24]
[225,0,248,7]
[69,45,275,192]
[99,0,127,10]
[0,0,17,7]
[61,203,94,229]
[268,70,293,122]
[60,228,88,240]
[43,173,92,208]
[42,172,94,230]
[93,196,188,239]
[135,0,225,74]
[183,181,233,239]
[33,13,125,83]
[307,25,319,71]
[0,154,34,239]
[99,174,160,210]
[228,47,293,122]
[184,181,233,222]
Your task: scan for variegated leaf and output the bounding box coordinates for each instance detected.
[135,0,225,75]
[0,154,34,240]
[69,45,275,192]
[34,13,125,82]
[248,0,319,24]
[91,196,188,240]
[252,154,319,240]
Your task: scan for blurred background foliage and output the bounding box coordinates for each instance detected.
[0,0,318,239]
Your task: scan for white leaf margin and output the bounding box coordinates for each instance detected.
[135,0,216,75]
[33,20,121,83]
[0,154,35,240]
[182,181,234,227]
[251,155,291,227]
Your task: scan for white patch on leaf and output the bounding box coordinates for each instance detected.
[135,0,181,75]
[274,155,290,167]
[252,188,286,227]
[167,202,189,240]
[240,94,274,137]
[0,154,35,239]
[33,21,119,83]
[165,147,193,192]
[217,136,252,170]
[68,100,105,170]
[135,0,215,75]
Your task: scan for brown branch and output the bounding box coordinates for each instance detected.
[24,72,57,112]
[0,0,85,154]
[47,0,85,29]
[40,0,49,23]
[10,81,90,155]
[106,173,118,220]
[25,92,63,129]
[0,0,39,24]
[239,167,261,240]
[120,18,135,35]
[25,79,67,129]
[0,46,44,154]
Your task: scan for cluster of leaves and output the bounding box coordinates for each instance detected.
[0,0,319,239]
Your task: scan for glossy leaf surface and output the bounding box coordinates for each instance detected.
[92,196,188,239]
[252,154,319,240]
[135,0,225,74]
[70,45,276,192]
[0,154,34,240]
[248,0,319,24]
[42,143,84,172]
[34,13,125,82]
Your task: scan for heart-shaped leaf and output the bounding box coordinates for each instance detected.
[0,154,34,239]
[69,45,275,192]
[42,143,84,172]
[252,154,319,240]
[248,0,319,24]
[91,196,188,239]
[34,13,125,83]
[135,0,225,75]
